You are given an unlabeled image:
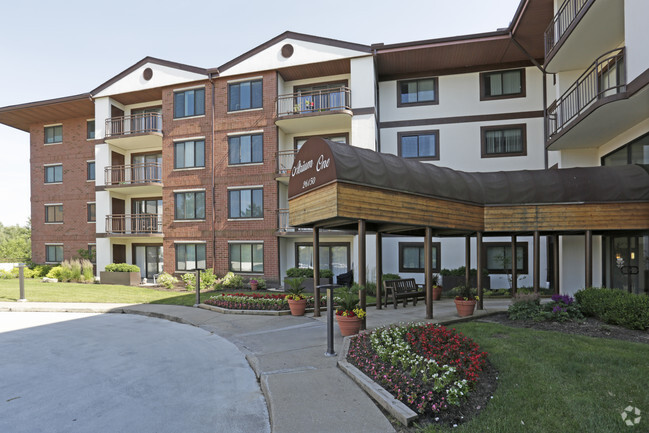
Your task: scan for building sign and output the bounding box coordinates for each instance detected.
[288,137,337,199]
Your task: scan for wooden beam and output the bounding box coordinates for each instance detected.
[376,232,382,310]
[425,226,433,319]
[465,235,471,287]
[511,235,517,296]
[313,227,320,317]
[585,230,592,289]
[533,230,540,293]
[553,234,560,294]
[358,220,367,330]
[477,232,483,310]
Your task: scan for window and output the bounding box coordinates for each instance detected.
[229,243,263,273]
[484,242,528,274]
[398,242,441,273]
[174,88,205,118]
[44,125,62,144]
[174,140,205,169]
[175,243,206,271]
[44,165,63,183]
[229,134,263,165]
[46,245,63,263]
[480,69,525,100]
[228,188,263,219]
[87,203,96,222]
[87,161,95,180]
[398,131,439,160]
[87,120,95,139]
[397,78,438,106]
[296,243,350,277]
[45,205,63,223]
[602,132,649,166]
[481,125,527,157]
[88,244,96,263]
[174,191,206,220]
[228,79,263,111]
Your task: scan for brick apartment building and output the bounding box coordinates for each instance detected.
[1,0,648,293]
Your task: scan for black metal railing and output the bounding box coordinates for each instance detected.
[104,163,162,186]
[544,0,590,56]
[105,214,162,234]
[277,87,351,116]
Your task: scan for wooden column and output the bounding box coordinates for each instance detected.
[358,220,367,330]
[465,235,471,287]
[425,227,433,319]
[553,234,560,294]
[376,232,382,310]
[313,227,320,317]
[585,230,593,289]
[533,230,540,293]
[476,232,483,310]
[511,235,517,296]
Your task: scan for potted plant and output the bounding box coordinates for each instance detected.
[452,285,479,317]
[249,279,259,291]
[432,273,442,301]
[285,277,307,316]
[334,285,366,336]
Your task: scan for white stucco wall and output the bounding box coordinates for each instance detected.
[350,57,375,109]
[560,235,603,296]
[624,0,649,83]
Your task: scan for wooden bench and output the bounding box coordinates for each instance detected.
[383,278,425,309]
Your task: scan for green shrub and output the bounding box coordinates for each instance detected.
[381,273,400,281]
[285,267,333,279]
[0,269,13,279]
[181,273,196,291]
[440,266,488,277]
[46,266,64,280]
[80,259,94,283]
[199,268,218,290]
[575,287,649,331]
[507,293,541,320]
[105,263,140,273]
[32,265,52,278]
[157,272,178,290]
[221,272,244,290]
[364,281,377,296]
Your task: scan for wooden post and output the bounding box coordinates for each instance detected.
[358,220,367,330]
[533,230,540,293]
[553,234,560,294]
[476,232,483,310]
[313,227,320,317]
[511,235,517,297]
[465,235,471,287]
[376,232,382,310]
[425,227,433,319]
[585,230,592,289]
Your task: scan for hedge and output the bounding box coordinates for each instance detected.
[575,287,649,331]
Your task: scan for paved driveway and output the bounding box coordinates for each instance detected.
[0,312,269,433]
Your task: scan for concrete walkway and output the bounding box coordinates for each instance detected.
[0,299,512,433]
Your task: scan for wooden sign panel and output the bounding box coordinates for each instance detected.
[288,137,338,199]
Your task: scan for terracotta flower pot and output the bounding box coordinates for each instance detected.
[433,286,442,301]
[250,282,258,291]
[336,314,362,336]
[287,298,307,316]
[454,299,476,317]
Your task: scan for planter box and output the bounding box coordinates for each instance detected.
[284,278,331,293]
[100,271,141,286]
[441,275,490,293]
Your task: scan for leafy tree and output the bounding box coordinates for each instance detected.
[0,220,31,261]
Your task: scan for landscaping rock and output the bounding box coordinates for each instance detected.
[42,277,58,283]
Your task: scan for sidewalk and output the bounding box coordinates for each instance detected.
[0,298,511,433]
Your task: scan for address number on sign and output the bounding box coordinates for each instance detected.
[302,177,316,189]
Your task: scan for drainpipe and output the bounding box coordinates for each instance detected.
[209,72,217,270]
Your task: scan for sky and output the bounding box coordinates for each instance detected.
[0,0,521,227]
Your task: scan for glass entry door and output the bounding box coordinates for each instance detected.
[135,245,163,280]
[605,235,648,294]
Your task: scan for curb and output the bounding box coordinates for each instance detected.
[197,303,291,316]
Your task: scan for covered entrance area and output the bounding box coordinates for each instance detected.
[288,138,649,326]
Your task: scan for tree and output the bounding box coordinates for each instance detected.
[0,221,31,261]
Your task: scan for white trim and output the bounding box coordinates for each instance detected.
[172,136,205,142]
[227,240,264,244]
[227,218,264,222]
[44,142,62,146]
[43,163,62,167]
[227,185,264,190]
[43,122,63,127]
[44,242,64,246]
[226,108,263,115]
[173,240,207,244]
[45,203,63,206]
[44,182,62,185]
[227,162,264,168]
[226,76,263,84]
[173,84,206,93]
[173,167,206,172]
[127,100,163,110]
[173,188,206,193]
[88,243,96,246]
[226,129,264,137]
[173,114,205,121]
[44,222,63,225]
[173,219,206,223]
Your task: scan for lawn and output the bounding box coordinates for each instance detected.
[419,322,649,432]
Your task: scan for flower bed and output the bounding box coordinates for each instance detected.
[346,323,488,416]
[205,293,324,311]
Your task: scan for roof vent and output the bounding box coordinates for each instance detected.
[143,67,153,81]
[281,44,294,58]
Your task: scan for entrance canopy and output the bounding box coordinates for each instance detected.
[288,138,649,236]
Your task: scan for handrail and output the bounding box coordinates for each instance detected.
[544,0,589,56]
[277,87,351,116]
[105,112,162,137]
[104,162,162,186]
[277,149,297,175]
[546,48,625,138]
[105,213,162,234]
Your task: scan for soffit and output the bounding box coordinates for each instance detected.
[0,94,94,132]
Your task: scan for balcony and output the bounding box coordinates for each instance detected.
[277,149,297,182]
[104,113,163,150]
[277,209,350,236]
[104,163,162,195]
[105,214,162,237]
[544,0,624,73]
[275,87,352,134]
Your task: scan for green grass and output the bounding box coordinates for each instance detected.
[419,322,649,432]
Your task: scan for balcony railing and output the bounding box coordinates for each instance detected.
[104,163,162,186]
[105,214,162,235]
[547,48,625,138]
[277,150,297,176]
[544,0,589,56]
[278,209,305,232]
[277,87,351,117]
[105,112,162,137]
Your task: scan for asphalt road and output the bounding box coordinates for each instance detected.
[0,312,270,433]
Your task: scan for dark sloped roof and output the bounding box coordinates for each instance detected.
[312,139,649,205]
